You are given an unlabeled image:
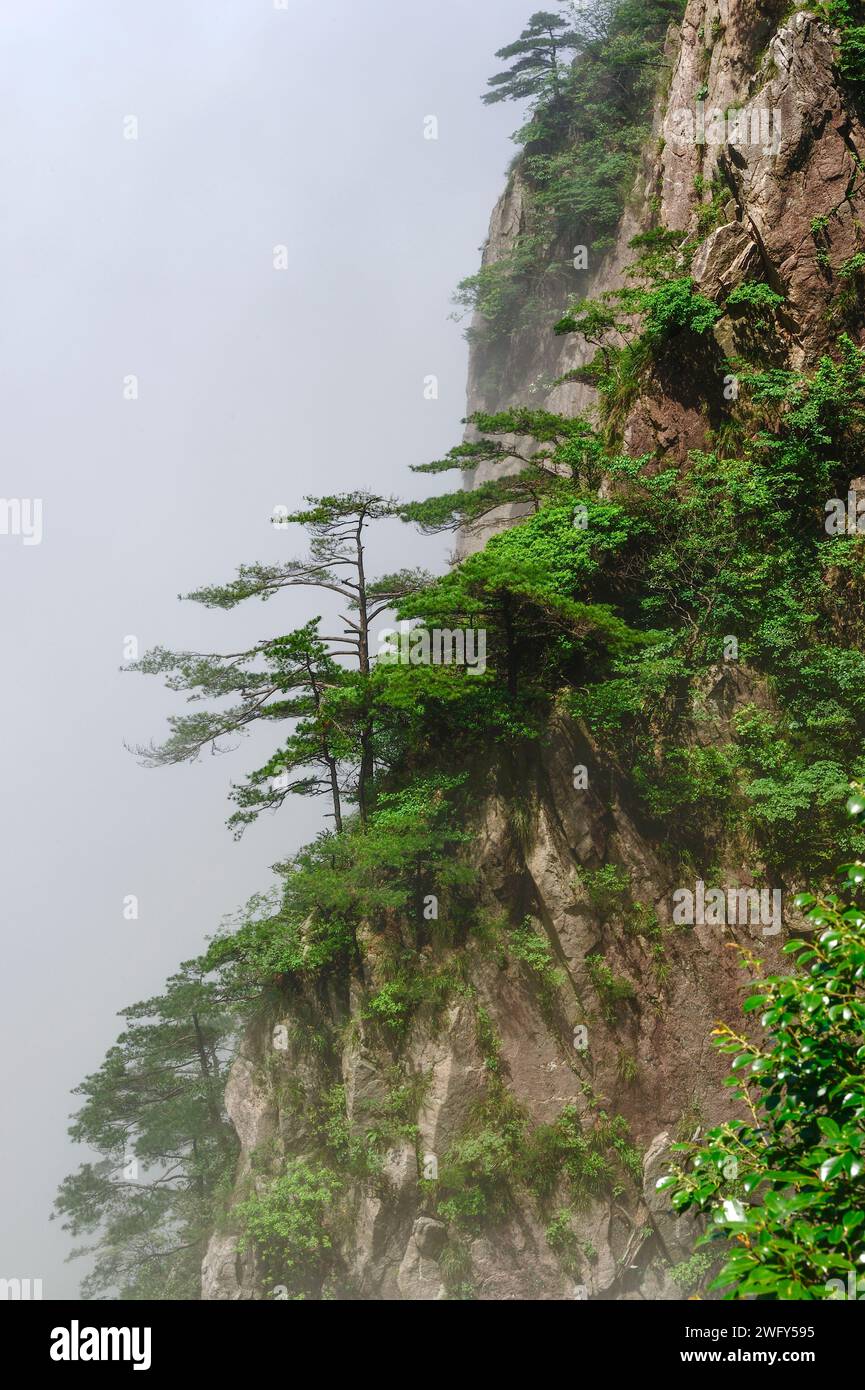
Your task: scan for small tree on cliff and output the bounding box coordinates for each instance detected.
[53,963,237,1299]
[128,492,430,828]
[482,9,581,106]
[400,408,606,539]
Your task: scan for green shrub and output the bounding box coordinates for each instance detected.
[437,1093,527,1228]
[236,1160,342,1298]
[576,864,631,917]
[661,787,865,1299]
[727,280,785,327]
[522,1105,641,1204]
[545,1208,582,1273]
[509,919,567,997]
[668,1250,714,1294]
[586,954,636,1022]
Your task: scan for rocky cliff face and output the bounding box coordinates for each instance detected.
[460,1,865,551]
[203,5,863,1300]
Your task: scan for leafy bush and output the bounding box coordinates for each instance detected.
[509,919,567,998]
[661,788,865,1300]
[823,2,865,86]
[727,280,785,327]
[545,1207,583,1272]
[576,863,631,917]
[586,954,637,1022]
[436,1092,528,1228]
[522,1105,641,1203]
[204,775,475,998]
[640,277,722,338]
[236,1160,342,1298]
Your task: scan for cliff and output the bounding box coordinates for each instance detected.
[460,2,865,550]
[202,4,865,1300]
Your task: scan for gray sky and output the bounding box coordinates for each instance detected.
[0,0,533,1297]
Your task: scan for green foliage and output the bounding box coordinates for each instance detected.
[586,954,637,1022]
[522,1104,642,1202]
[822,2,865,87]
[475,1006,504,1075]
[235,1160,342,1298]
[661,789,865,1299]
[555,274,720,432]
[694,174,728,237]
[129,491,431,834]
[552,338,865,871]
[482,10,582,107]
[509,918,567,1004]
[726,280,786,326]
[436,1091,528,1227]
[452,235,550,341]
[204,775,475,1000]
[668,1249,714,1294]
[545,1208,583,1272]
[53,964,238,1299]
[640,277,722,338]
[407,327,865,883]
[396,508,646,709]
[616,1049,639,1084]
[555,277,721,346]
[576,863,631,916]
[460,1,686,341]
[364,961,464,1036]
[306,1084,380,1177]
[632,745,739,846]
[839,252,865,280]
[436,1083,641,1233]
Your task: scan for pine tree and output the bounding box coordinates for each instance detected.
[400,409,605,537]
[128,492,431,829]
[53,964,236,1299]
[482,9,581,106]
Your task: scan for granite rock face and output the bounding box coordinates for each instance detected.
[203,706,788,1300]
[459,1,865,549]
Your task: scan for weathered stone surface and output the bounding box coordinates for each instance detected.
[203,702,787,1300]
[223,1053,274,1157]
[413,1216,447,1258]
[200,1230,255,1302]
[396,1232,446,1301]
[691,221,761,297]
[644,1131,703,1265]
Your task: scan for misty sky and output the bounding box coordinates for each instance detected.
[0,0,535,1296]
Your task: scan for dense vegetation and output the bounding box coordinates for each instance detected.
[662,787,865,1300]
[822,2,865,88]
[454,1,686,345]
[55,0,865,1300]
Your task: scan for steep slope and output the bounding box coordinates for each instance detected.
[202,4,865,1301]
[460,2,865,550]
